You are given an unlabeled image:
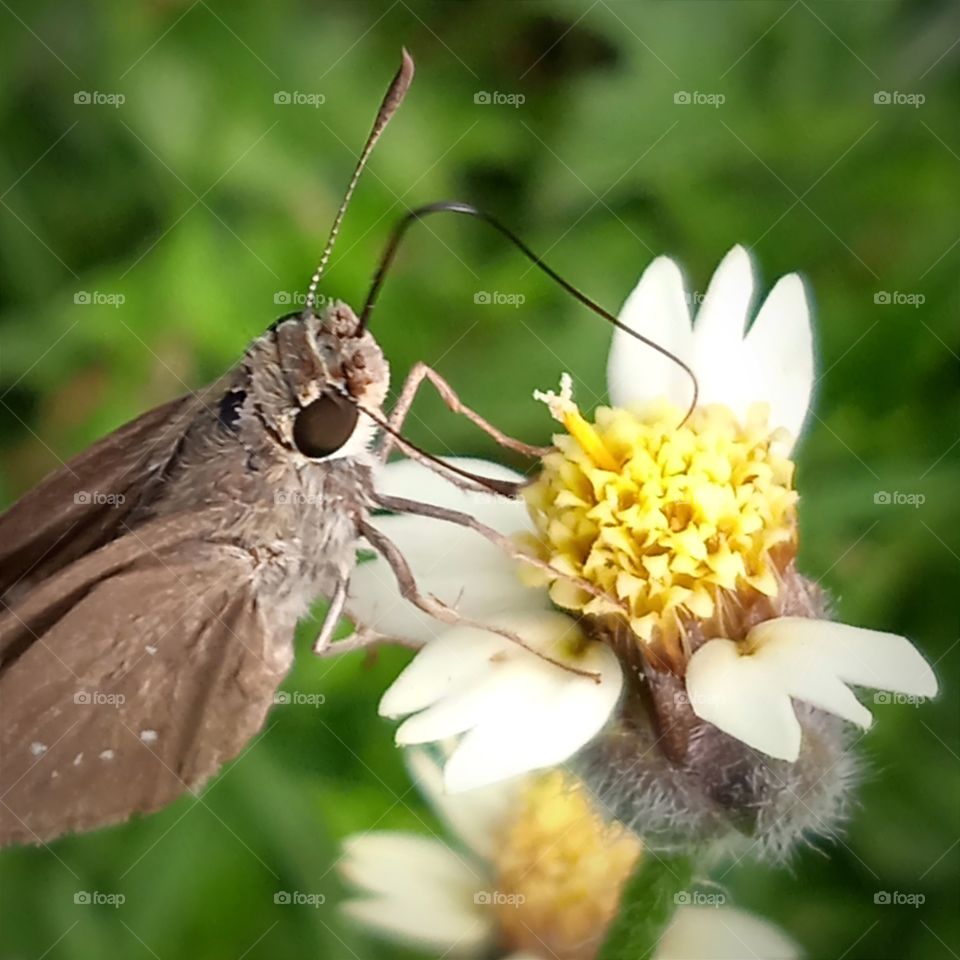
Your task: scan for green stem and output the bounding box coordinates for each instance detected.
[597,852,695,960]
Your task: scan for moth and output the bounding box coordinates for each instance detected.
[0,52,524,847]
[0,51,690,848]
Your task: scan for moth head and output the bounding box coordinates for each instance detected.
[258,303,389,462]
[312,301,390,411]
[236,50,413,464]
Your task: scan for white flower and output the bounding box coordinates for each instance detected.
[602,245,934,760]
[339,750,801,959]
[349,246,937,792]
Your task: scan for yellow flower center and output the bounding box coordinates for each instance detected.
[522,379,798,662]
[491,770,641,960]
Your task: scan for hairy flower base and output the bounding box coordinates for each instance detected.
[578,698,858,862]
[570,564,861,858]
[577,615,860,860]
[523,390,798,666]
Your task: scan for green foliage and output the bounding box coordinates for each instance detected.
[1,2,957,958]
[599,855,695,960]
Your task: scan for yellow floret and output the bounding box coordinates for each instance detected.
[524,389,798,651]
[492,770,641,959]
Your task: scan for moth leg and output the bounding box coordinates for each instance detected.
[357,517,600,681]
[312,577,422,658]
[370,490,626,613]
[313,625,420,659]
[380,361,552,462]
[312,577,349,655]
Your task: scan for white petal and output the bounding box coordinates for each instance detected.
[686,617,938,761]
[690,246,756,413]
[339,832,481,899]
[747,622,873,730]
[397,658,541,744]
[750,617,939,699]
[339,832,491,949]
[441,613,623,792]
[608,256,694,411]
[380,628,511,718]
[444,644,621,792]
[743,273,814,447]
[765,658,873,731]
[406,748,520,859]
[342,896,491,953]
[608,247,817,452]
[658,906,800,960]
[383,611,623,792]
[685,638,803,761]
[346,457,546,645]
[692,245,754,363]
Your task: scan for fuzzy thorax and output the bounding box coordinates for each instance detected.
[489,770,640,960]
[522,377,798,667]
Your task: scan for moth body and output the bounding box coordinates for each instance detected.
[0,303,391,845]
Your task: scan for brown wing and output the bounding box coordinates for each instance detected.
[0,391,211,602]
[0,535,291,846]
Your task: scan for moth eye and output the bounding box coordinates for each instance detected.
[291,393,359,459]
[218,388,247,431]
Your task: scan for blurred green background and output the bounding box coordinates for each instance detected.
[1,1,958,958]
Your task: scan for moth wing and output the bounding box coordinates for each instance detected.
[0,539,291,846]
[0,391,210,600]
[0,510,205,664]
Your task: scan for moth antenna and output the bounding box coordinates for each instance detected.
[304,48,415,315]
[359,201,700,420]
